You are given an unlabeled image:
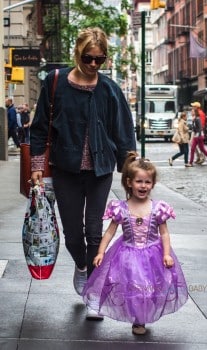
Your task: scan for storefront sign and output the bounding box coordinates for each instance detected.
[12,49,40,67]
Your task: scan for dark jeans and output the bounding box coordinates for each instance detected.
[18,127,30,144]
[8,128,20,147]
[172,143,189,164]
[52,168,113,277]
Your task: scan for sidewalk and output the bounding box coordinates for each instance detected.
[0,157,206,350]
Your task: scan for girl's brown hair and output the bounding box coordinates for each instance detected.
[121,151,157,199]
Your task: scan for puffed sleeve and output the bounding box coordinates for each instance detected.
[102,200,124,224]
[155,200,176,224]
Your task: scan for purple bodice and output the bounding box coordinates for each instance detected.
[103,199,175,248]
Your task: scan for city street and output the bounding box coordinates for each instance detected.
[0,140,206,350]
[1,1,207,348]
[138,139,207,208]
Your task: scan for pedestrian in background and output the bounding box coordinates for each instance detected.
[30,27,136,319]
[21,103,30,144]
[169,111,190,167]
[190,101,206,164]
[83,151,188,334]
[188,109,207,166]
[29,103,37,127]
[5,97,20,150]
[16,105,24,144]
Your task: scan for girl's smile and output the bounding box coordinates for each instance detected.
[127,169,154,201]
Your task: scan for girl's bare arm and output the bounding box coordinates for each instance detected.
[93,220,118,267]
[159,222,174,268]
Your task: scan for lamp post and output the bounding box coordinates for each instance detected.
[0,1,7,160]
[140,11,146,158]
[0,2,4,107]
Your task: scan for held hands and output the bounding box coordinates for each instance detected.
[163,254,174,268]
[93,253,104,267]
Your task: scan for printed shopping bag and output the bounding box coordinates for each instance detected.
[22,178,60,279]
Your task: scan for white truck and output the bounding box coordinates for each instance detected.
[136,84,179,141]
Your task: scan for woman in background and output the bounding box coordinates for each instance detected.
[169,111,190,167]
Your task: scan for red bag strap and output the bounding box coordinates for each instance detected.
[47,69,59,145]
[51,68,59,104]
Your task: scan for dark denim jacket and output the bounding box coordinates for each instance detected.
[30,68,136,176]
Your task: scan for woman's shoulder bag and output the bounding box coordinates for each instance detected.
[20,69,59,198]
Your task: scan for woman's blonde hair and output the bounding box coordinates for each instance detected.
[74,27,108,64]
[121,151,157,199]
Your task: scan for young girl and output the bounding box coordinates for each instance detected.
[82,151,188,335]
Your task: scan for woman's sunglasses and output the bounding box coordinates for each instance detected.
[81,55,107,65]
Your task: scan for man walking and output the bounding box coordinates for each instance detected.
[6,97,20,150]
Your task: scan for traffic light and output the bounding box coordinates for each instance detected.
[150,0,166,10]
[4,64,24,83]
[4,48,24,83]
[11,67,24,82]
[4,64,12,82]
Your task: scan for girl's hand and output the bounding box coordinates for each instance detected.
[31,171,43,185]
[93,253,104,267]
[163,255,174,268]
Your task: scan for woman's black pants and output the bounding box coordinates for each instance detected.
[172,143,189,164]
[52,168,113,277]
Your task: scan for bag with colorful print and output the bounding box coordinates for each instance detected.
[22,178,60,279]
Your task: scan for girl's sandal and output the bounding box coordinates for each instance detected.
[132,324,147,335]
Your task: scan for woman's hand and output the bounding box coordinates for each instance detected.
[31,171,43,185]
[163,255,174,268]
[93,253,104,267]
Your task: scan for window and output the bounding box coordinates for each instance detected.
[146,50,152,65]
[197,0,203,15]
[165,101,175,112]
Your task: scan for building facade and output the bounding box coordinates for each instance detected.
[150,0,207,108]
[132,0,207,111]
[3,0,207,112]
[3,0,62,108]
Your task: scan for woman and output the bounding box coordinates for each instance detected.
[169,112,190,167]
[188,109,207,166]
[30,27,136,319]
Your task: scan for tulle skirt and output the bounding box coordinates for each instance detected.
[82,237,188,324]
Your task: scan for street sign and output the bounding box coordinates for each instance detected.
[12,49,40,67]
[132,12,142,29]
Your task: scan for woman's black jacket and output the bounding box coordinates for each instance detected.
[30,67,136,176]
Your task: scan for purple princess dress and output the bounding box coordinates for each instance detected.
[82,199,188,325]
